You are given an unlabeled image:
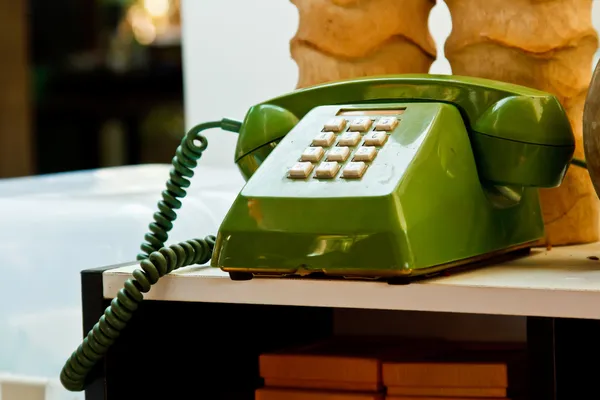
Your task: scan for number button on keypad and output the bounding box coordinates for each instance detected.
[353,146,377,162]
[327,146,351,162]
[300,146,324,162]
[338,131,361,146]
[363,132,387,146]
[323,117,346,132]
[349,117,372,132]
[312,132,336,147]
[375,116,399,131]
[315,162,340,179]
[342,162,367,179]
[288,162,314,179]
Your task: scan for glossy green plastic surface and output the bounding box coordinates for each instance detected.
[236,104,298,180]
[471,134,572,187]
[212,102,545,277]
[234,74,575,186]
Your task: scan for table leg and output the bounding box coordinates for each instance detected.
[527,316,600,399]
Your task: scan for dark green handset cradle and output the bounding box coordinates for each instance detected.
[60,74,575,392]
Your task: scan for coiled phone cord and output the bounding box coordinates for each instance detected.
[59,118,242,392]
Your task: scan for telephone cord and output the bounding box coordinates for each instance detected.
[59,118,242,392]
[571,157,587,169]
[137,119,242,259]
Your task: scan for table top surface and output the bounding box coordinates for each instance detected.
[102,241,600,319]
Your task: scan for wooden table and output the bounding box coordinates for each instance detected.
[81,242,600,399]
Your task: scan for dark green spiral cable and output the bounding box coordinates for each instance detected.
[571,157,588,169]
[138,120,219,259]
[59,237,215,391]
[60,118,242,392]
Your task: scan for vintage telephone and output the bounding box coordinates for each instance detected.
[60,74,581,392]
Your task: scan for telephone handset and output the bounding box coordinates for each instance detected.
[235,74,574,184]
[60,74,576,392]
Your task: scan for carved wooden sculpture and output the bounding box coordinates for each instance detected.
[290,0,437,88]
[584,52,600,205]
[445,0,599,245]
[291,0,599,245]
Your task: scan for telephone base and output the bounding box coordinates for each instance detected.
[212,102,548,281]
[222,240,535,282]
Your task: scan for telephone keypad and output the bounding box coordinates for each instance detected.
[342,162,367,179]
[288,162,314,179]
[312,132,336,147]
[326,146,351,162]
[374,116,399,131]
[323,117,346,132]
[349,117,372,132]
[315,162,340,179]
[300,146,325,162]
[353,146,377,162]
[338,131,361,146]
[364,132,388,146]
[288,109,403,181]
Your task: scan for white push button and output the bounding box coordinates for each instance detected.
[338,131,361,146]
[342,162,367,179]
[288,162,314,179]
[353,146,377,162]
[315,162,340,179]
[326,146,350,162]
[375,116,399,131]
[364,132,388,146]
[349,117,372,132]
[323,117,346,132]
[300,146,324,162]
[312,132,336,147]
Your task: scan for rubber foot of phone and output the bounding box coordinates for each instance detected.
[387,277,412,286]
[229,272,254,281]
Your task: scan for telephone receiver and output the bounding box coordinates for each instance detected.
[60,74,577,393]
[235,74,574,187]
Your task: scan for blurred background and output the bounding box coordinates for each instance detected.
[2,0,185,179]
[2,1,600,399]
[4,0,600,179]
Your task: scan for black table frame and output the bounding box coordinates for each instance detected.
[81,266,600,400]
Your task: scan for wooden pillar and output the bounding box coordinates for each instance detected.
[445,0,600,246]
[290,0,437,88]
[0,0,34,177]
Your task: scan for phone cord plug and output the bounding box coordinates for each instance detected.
[59,118,242,392]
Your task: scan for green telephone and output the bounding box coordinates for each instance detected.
[60,74,576,392]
